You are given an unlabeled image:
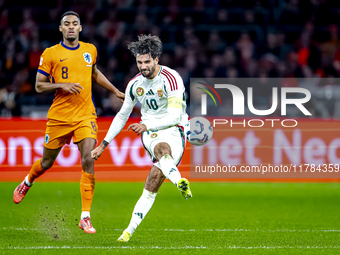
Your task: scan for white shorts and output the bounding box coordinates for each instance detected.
[141,126,185,168]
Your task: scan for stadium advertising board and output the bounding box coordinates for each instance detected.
[1,117,339,181]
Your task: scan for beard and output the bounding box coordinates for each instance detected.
[141,64,156,78]
[66,36,76,42]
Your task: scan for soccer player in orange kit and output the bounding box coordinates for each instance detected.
[13,11,124,234]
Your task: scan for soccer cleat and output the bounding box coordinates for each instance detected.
[79,217,96,234]
[177,178,192,199]
[117,230,132,242]
[13,181,31,204]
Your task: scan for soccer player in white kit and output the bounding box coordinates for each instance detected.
[91,34,192,242]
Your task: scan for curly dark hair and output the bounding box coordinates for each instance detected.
[127,34,162,59]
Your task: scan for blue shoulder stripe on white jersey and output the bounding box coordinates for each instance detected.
[129,80,138,101]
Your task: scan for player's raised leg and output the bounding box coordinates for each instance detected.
[154,142,192,199]
[118,165,165,242]
[13,147,61,204]
[77,137,96,234]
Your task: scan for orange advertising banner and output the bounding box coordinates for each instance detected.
[0,117,339,181]
[0,117,190,181]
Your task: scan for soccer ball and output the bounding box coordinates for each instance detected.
[184,117,213,146]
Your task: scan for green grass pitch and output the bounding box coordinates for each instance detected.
[1,182,340,254]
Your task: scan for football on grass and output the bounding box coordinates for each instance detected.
[184,117,213,146]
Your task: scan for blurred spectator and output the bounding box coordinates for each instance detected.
[19,9,38,45]
[28,41,43,70]
[223,47,237,68]
[258,32,281,58]
[0,86,16,116]
[244,58,258,77]
[0,9,8,32]
[235,32,255,72]
[82,10,97,42]
[210,54,224,76]
[321,24,339,57]
[206,30,225,54]
[98,9,125,46]
[281,0,302,25]
[173,45,185,67]
[244,10,255,24]
[193,0,205,12]
[215,9,229,24]
[133,13,149,34]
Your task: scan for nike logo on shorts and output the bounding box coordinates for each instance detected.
[60,58,67,62]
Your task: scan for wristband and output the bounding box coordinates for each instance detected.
[102,140,109,148]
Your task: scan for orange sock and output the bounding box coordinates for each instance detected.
[80,171,95,212]
[28,159,45,183]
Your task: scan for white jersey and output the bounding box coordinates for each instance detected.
[104,65,189,143]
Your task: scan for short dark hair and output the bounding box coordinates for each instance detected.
[60,11,80,24]
[127,34,162,59]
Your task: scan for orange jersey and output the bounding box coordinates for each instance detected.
[38,41,97,122]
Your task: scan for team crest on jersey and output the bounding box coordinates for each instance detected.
[136,87,144,96]
[44,134,49,144]
[83,53,92,64]
[157,88,163,97]
[150,133,158,138]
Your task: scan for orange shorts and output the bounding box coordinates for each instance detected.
[43,119,98,149]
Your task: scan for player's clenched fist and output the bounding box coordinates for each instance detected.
[91,143,105,161]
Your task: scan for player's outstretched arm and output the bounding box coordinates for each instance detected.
[35,72,83,94]
[91,83,137,161]
[92,64,125,102]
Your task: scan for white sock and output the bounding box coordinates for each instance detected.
[126,189,156,235]
[24,174,32,187]
[81,211,90,219]
[159,154,182,186]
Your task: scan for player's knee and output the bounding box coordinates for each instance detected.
[81,155,93,170]
[40,158,54,170]
[154,142,171,159]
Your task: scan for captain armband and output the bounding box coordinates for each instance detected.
[167,97,183,109]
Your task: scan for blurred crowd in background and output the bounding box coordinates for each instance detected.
[1,0,340,118]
